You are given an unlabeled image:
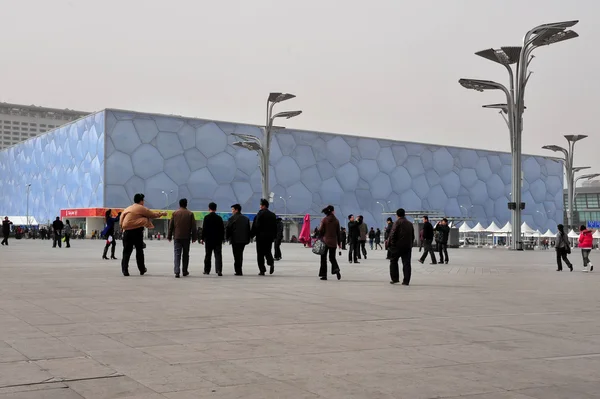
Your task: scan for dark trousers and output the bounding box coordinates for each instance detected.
[274,238,282,259]
[341,241,346,250]
[64,233,70,248]
[122,228,145,275]
[582,249,592,267]
[319,246,340,278]
[204,242,223,274]
[53,232,62,248]
[256,239,274,273]
[1,232,8,245]
[348,239,359,262]
[556,248,572,270]
[103,234,117,258]
[390,249,412,284]
[358,240,367,258]
[419,239,437,264]
[375,241,383,250]
[438,242,448,263]
[174,239,191,275]
[232,243,246,275]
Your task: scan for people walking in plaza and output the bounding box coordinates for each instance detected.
[274,217,284,261]
[64,220,72,248]
[340,228,347,250]
[251,199,278,276]
[358,215,368,259]
[368,227,376,250]
[102,209,121,260]
[167,198,197,278]
[388,208,415,285]
[579,225,594,272]
[384,217,393,259]
[418,215,437,264]
[375,228,383,250]
[318,205,341,281]
[120,193,167,276]
[435,218,450,264]
[201,202,224,276]
[555,224,573,272]
[226,204,251,276]
[1,217,12,246]
[52,217,64,248]
[347,215,360,264]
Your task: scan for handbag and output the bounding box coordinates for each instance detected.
[312,239,327,256]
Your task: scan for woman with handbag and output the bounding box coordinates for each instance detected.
[555,224,573,272]
[102,209,121,260]
[317,205,341,281]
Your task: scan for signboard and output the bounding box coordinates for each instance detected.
[61,208,257,221]
[587,221,600,229]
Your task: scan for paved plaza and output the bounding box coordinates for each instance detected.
[1,239,600,398]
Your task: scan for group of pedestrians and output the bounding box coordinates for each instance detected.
[418,215,450,265]
[555,224,595,272]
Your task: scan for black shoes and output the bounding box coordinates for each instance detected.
[234,273,243,276]
[418,260,424,264]
[430,262,437,265]
[102,256,109,260]
[123,272,130,276]
[258,272,265,276]
[445,261,449,264]
[203,272,209,275]
[320,277,327,280]
[269,265,275,275]
[140,268,147,275]
[402,282,409,286]
[183,272,189,277]
[111,256,117,260]
[390,281,399,284]
[556,269,562,271]
[175,274,180,278]
[569,265,573,272]
[217,272,223,277]
[332,269,341,280]
[353,261,360,264]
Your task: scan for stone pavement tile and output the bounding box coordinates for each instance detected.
[86,347,162,369]
[107,331,176,348]
[139,344,218,364]
[189,339,312,361]
[163,380,321,399]
[58,334,131,353]
[12,312,73,326]
[515,384,600,399]
[185,360,276,387]
[338,370,504,399]
[359,347,461,368]
[0,361,53,389]
[0,387,85,399]
[67,376,160,399]
[528,357,600,383]
[439,392,534,399]
[35,356,120,381]
[5,337,84,361]
[286,375,397,399]
[36,323,99,337]
[152,327,260,345]
[115,362,217,394]
[0,345,28,363]
[0,319,49,340]
[0,383,68,396]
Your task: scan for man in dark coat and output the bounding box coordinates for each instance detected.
[384,217,393,259]
[251,199,278,275]
[347,215,361,264]
[418,215,437,264]
[1,217,13,246]
[226,204,251,276]
[435,218,450,264]
[340,228,347,250]
[388,208,415,285]
[274,217,284,261]
[201,202,225,276]
[52,217,64,248]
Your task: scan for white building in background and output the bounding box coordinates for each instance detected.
[0,102,89,149]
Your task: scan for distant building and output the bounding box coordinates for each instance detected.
[0,102,89,149]
[565,180,600,228]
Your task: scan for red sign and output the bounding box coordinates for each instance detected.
[60,208,123,218]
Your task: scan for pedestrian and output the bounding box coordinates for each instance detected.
[120,193,167,276]
[555,224,573,272]
[347,215,360,264]
[102,209,121,260]
[1,216,12,246]
[358,215,368,259]
[64,220,72,248]
[435,218,450,264]
[167,198,198,278]
[579,225,594,272]
[274,217,284,261]
[388,208,415,285]
[340,228,347,250]
[52,217,64,248]
[251,199,278,276]
[368,227,376,250]
[201,202,224,276]
[226,204,251,276]
[418,215,437,264]
[384,217,393,259]
[317,205,342,281]
[375,228,383,250]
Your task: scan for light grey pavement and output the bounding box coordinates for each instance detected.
[1,239,600,398]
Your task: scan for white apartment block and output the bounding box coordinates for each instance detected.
[0,102,89,149]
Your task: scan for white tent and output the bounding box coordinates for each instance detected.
[486,221,501,233]
[593,230,600,239]
[470,222,487,232]
[5,216,38,226]
[498,222,512,233]
[543,229,556,238]
[459,222,472,233]
[521,222,536,235]
[568,229,579,239]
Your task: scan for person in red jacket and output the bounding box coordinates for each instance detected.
[579,225,594,272]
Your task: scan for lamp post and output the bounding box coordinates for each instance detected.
[459,20,579,250]
[26,183,31,228]
[232,93,302,200]
[279,196,291,218]
[542,134,588,229]
[161,190,173,209]
[376,201,386,228]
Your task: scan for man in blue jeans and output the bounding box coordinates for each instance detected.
[167,198,198,278]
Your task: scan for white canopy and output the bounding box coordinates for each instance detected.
[568,229,579,239]
[486,221,501,233]
[593,230,600,239]
[4,216,38,226]
[521,222,536,235]
[459,222,472,233]
[470,222,487,233]
[498,222,512,233]
[542,229,556,238]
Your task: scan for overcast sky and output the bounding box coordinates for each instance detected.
[1,0,598,180]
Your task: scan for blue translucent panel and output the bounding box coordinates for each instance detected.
[111,121,142,153]
[544,175,562,195]
[357,159,379,181]
[293,145,317,169]
[287,182,313,214]
[326,137,351,167]
[399,189,422,210]
[311,138,328,161]
[336,163,359,192]
[177,124,196,150]
[155,116,185,132]
[412,175,429,198]
[184,148,208,171]
[301,165,322,192]
[499,164,512,185]
[156,132,184,159]
[274,156,302,188]
[358,138,381,159]
[488,155,502,173]
[475,157,493,181]
[428,185,448,211]
[164,155,191,186]
[405,156,425,177]
[459,149,478,168]
[207,152,236,184]
[432,148,454,175]
[133,118,159,143]
[370,173,392,199]
[317,160,335,180]
[523,156,542,183]
[469,180,489,206]
[195,122,227,158]
[131,144,163,179]
[276,133,296,156]
[232,182,253,205]
[377,147,396,174]
[529,179,547,203]
[486,174,505,200]
[426,170,441,187]
[188,168,218,199]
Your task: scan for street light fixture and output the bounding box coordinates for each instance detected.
[279,196,291,218]
[161,190,173,210]
[459,20,579,250]
[233,93,302,200]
